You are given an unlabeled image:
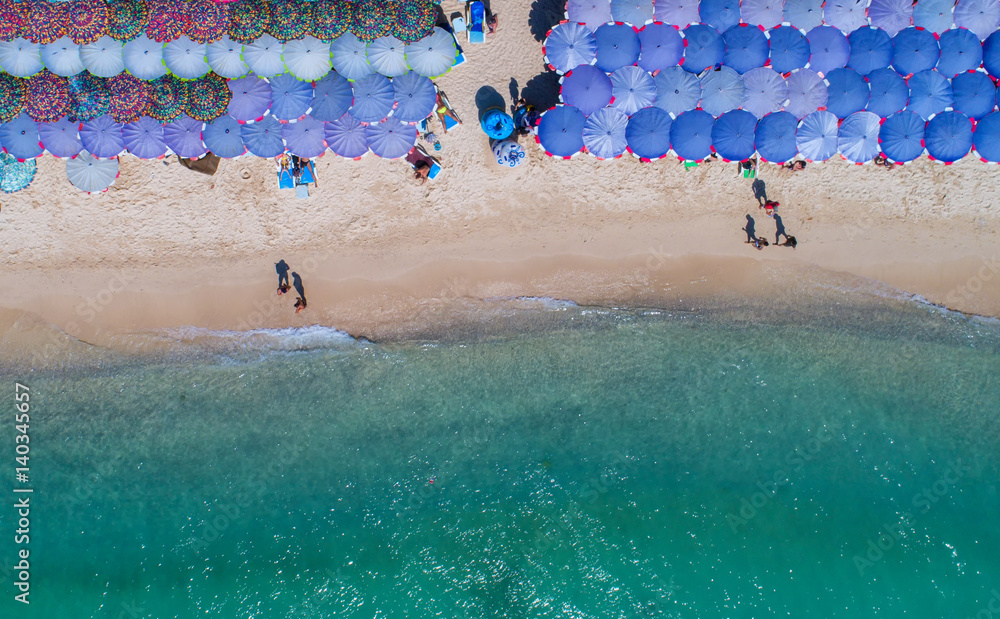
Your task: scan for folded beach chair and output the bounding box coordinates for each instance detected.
[467,1,486,44]
[295,183,309,198]
[452,15,466,34]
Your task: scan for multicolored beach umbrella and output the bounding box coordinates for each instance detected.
[81,35,125,77]
[268,0,312,43]
[824,68,870,118]
[366,35,409,77]
[741,67,788,119]
[699,66,744,117]
[796,109,839,160]
[0,152,37,193]
[740,0,783,29]
[268,72,313,121]
[228,0,268,44]
[610,0,654,25]
[837,110,881,163]
[324,112,367,157]
[66,150,118,192]
[565,0,613,32]
[122,115,167,158]
[767,26,811,74]
[68,0,108,44]
[364,115,417,158]
[404,26,457,78]
[681,24,724,73]
[625,105,672,159]
[283,36,333,81]
[331,31,375,81]
[240,114,285,157]
[951,71,997,120]
[68,73,111,121]
[609,66,656,117]
[754,111,799,163]
[954,0,1000,40]
[391,71,436,123]
[162,114,206,157]
[244,34,286,78]
[722,25,769,75]
[783,0,824,32]
[669,108,714,160]
[543,22,597,75]
[972,110,1000,161]
[783,69,827,119]
[185,0,229,45]
[145,0,187,43]
[41,38,86,77]
[393,0,434,43]
[878,110,926,162]
[164,37,210,80]
[79,114,125,158]
[351,0,394,43]
[106,0,149,43]
[925,110,974,162]
[206,36,249,79]
[913,0,954,34]
[0,75,27,124]
[891,28,940,77]
[594,23,640,73]
[281,115,327,157]
[146,74,187,121]
[847,27,893,75]
[312,0,353,42]
[906,69,954,120]
[711,109,757,161]
[936,28,984,77]
[185,72,231,121]
[0,114,43,160]
[824,0,868,34]
[700,0,741,33]
[27,71,71,122]
[653,0,699,28]
[864,68,909,118]
[122,34,167,80]
[347,73,393,122]
[24,0,70,46]
[203,114,246,157]
[561,64,613,117]
[0,0,29,41]
[108,72,149,123]
[227,75,271,123]
[636,23,683,73]
[652,66,701,117]
[806,26,850,76]
[310,71,354,121]
[536,105,586,158]
[582,106,628,159]
[0,39,43,77]
[985,30,1000,78]
[867,0,913,37]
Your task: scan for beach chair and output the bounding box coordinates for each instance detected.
[452,15,466,34]
[437,90,463,131]
[299,162,315,185]
[407,145,442,180]
[467,1,486,44]
[740,165,756,179]
[684,161,699,170]
[278,167,294,189]
[295,183,309,198]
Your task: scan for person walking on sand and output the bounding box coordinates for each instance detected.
[292,272,307,312]
[276,260,291,294]
[774,214,789,245]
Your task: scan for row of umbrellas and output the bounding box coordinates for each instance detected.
[0,27,459,80]
[566,0,1000,39]
[545,20,1000,78]
[535,103,1000,165]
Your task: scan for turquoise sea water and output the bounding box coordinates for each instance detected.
[1,297,999,618]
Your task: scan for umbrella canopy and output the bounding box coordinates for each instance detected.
[404,26,457,78]
[0,114,43,160]
[206,36,249,79]
[951,71,997,119]
[986,30,1000,79]
[636,23,683,73]
[366,35,409,77]
[652,66,702,117]
[700,0,741,33]
[80,35,124,78]
[723,25,769,75]
[878,110,926,162]
[284,36,333,81]
[711,109,757,160]
[847,27,893,75]
[227,75,271,123]
[391,70,436,123]
[162,115,207,158]
[228,0,268,44]
[106,0,150,43]
[625,105,673,159]
[906,69,953,120]
[27,71,71,123]
[122,115,167,158]
[324,112,367,157]
[936,28,984,78]
[783,0,825,31]
[123,34,167,80]
[67,73,110,122]
[864,68,909,117]
[241,115,286,157]
[891,27,941,77]
[348,73,393,122]
[331,31,375,81]
[767,26,811,74]
[24,0,70,47]
[66,150,118,192]
[741,67,788,119]
[582,106,629,158]
[740,0,783,29]
[954,0,1000,40]
[269,73,314,122]
[268,0,312,43]
[867,0,913,37]
[700,66,745,117]
[824,67,870,118]
[784,68,828,118]
[364,115,417,158]
[670,108,714,160]
[653,0,700,28]
[806,26,850,76]
[610,0,654,25]
[38,117,82,157]
[203,114,246,158]
[566,0,613,31]
[392,0,434,43]
[925,110,974,161]
[145,0,187,44]
[754,111,799,162]
[609,66,656,116]
[681,24,725,73]
[244,34,286,78]
[824,0,869,34]
[107,72,148,123]
[972,110,1000,161]
[0,75,27,124]
[41,38,85,77]
[351,0,394,43]
[79,114,125,157]
[164,37,210,80]
[837,110,881,162]
[0,39,44,77]
[543,22,597,74]
[185,72,231,121]
[68,0,108,45]
[310,71,354,121]
[913,0,955,34]
[0,152,37,193]
[536,105,586,158]
[594,23,641,73]
[561,64,614,116]
[147,74,187,121]
[796,109,840,160]
[185,0,228,45]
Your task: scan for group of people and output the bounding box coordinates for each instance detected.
[275,259,307,313]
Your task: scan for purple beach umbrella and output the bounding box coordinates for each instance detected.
[654,0,700,28]
[754,110,800,163]
[536,105,586,158]
[824,68,871,118]
[566,0,613,32]
[79,114,125,158]
[653,65,702,116]
[925,110,974,162]
[543,22,597,74]
[625,105,673,159]
[767,26,812,74]
[0,114,43,160]
[637,23,684,72]
[560,64,614,117]
[582,106,629,158]
[711,109,758,160]
[868,0,914,37]
[392,71,436,123]
[740,0,784,29]
[269,73,313,122]
[348,73,394,123]
[878,110,926,162]
[227,75,272,124]
[972,110,1000,161]
[364,116,416,158]
[203,115,247,158]
[311,72,355,122]
[38,117,82,158]
[784,68,828,118]
[700,65,745,116]
[325,112,368,158]
[723,24,769,75]
[891,28,941,77]
[806,26,850,76]
[824,0,869,34]
[848,27,894,76]
[610,0,654,25]
[864,68,910,117]
[609,65,657,116]
[163,115,207,158]
[951,71,997,119]
[282,115,328,158]
[681,24,725,73]
[953,0,1000,40]
[906,69,954,120]
[796,110,840,160]
[594,23,641,73]
[913,0,955,34]
[240,115,286,158]
[784,0,826,32]
[741,67,788,118]
[669,108,715,160]
[122,116,167,159]
[700,0,741,33]
[936,28,984,77]
[838,110,882,163]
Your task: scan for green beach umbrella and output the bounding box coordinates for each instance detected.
[107,0,149,42]
[207,36,249,79]
[0,39,44,78]
[267,0,312,43]
[186,0,229,44]
[352,0,395,43]
[0,75,28,124]
[122,34,168,80]
[310,0,353,42]
[146,74,187,121]
[0,152,38,194]
[164,36,211,80]
[68,0,109,45]
[228,0,269,45]
[393,0,436,44]
[283,36,332,81]
[41,37,86,77]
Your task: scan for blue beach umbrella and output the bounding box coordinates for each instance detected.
[66,152,117,193]
[925,110,974,161]
[878,111,926,162]
[669,108,715,159]
[868,0,914,37]
[269,73,314,122]
[847,28,893,76]
[796,109,840,160]
[240,115,286,158]
[163,37,210,81]
[610,66,657,116]
[310,72,354,122]
[700,0,741,33]
[864,68,909,117]
[741,0,784,29]
[207,36,249,79]
[121,116,167,159]
[637,23,684,72]
[838,111,881,162]
[913,0,955,34]
[41,38,85,77]
[80,36,124,78]
[783,0,825,32]
[38,117,82,158]
[972,110,1000,161]
[0,114,43,160]
[560,64,614,116]
[536,105,586,158]
[824,0,869,34]
[227,75,272,123]
[954,0,1000,40]
[244,35,286,79]
[806,26,850,76]
[951,71,997,119]
[582,106,629,158]
[283,116,328,158]
[653,66,702,116]
[891,28,941,77]
[331,33,376,82]
[348,73,394,123]
[79,115,125,158]
[654,0,700,28]
[681,24,725,73]
[824,68,870,118]
[543,22,597,74]
[0,39,43,78]
[566,0,614,31]
[626,105,673,158]
[742,67,788,118]
[754,111,800,163]
[936,28,984,77]
[325,113,368,158]
[594,23,641,72]
[711,109,758,160]
[986,31,1000,78]
[392,71,436,123]
[906,69,953,120]
[700,66,745,117]
[723,25,769,75]
[365,36,408,78]
[283,37,333,82]
[122,35,167,81]
[784,69,828,118]
[203,115,247,158]
[162,115,207,159]
[767,26,811,74]
[611,0,655,25]
[404,27,458,78]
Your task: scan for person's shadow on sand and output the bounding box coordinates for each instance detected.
[743,214,758,243]
[752,179,768,206]
[291,272,306,301]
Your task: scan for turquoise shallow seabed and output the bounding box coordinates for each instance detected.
[1,298,999,618]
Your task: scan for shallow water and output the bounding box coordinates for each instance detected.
[1,297,999,618]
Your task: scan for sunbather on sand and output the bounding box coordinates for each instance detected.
[487,12,499,35]
[414,162,431,184]
[435,93,463,133]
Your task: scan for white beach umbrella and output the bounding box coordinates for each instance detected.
[80,36,125,78]
[41,37,84,77]
[207,36,249,79]
[66,150,119,193]
[283,36,332,82]
[404,27,458,78]
[330,32,375,81]
[164,37,210,80]
[0,39,43,77]
[366,35,409,77]
[243,34,285,79]
[122,35,167,80]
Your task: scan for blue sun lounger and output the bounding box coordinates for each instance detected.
[467,1,486,44]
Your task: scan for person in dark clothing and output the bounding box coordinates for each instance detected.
[275,260,290,293]
[780,236,798,248]
[774,214,789,245]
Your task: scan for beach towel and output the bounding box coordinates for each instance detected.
[278,168,294,189]
[299,164,315,185]
[468,1,486,44]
